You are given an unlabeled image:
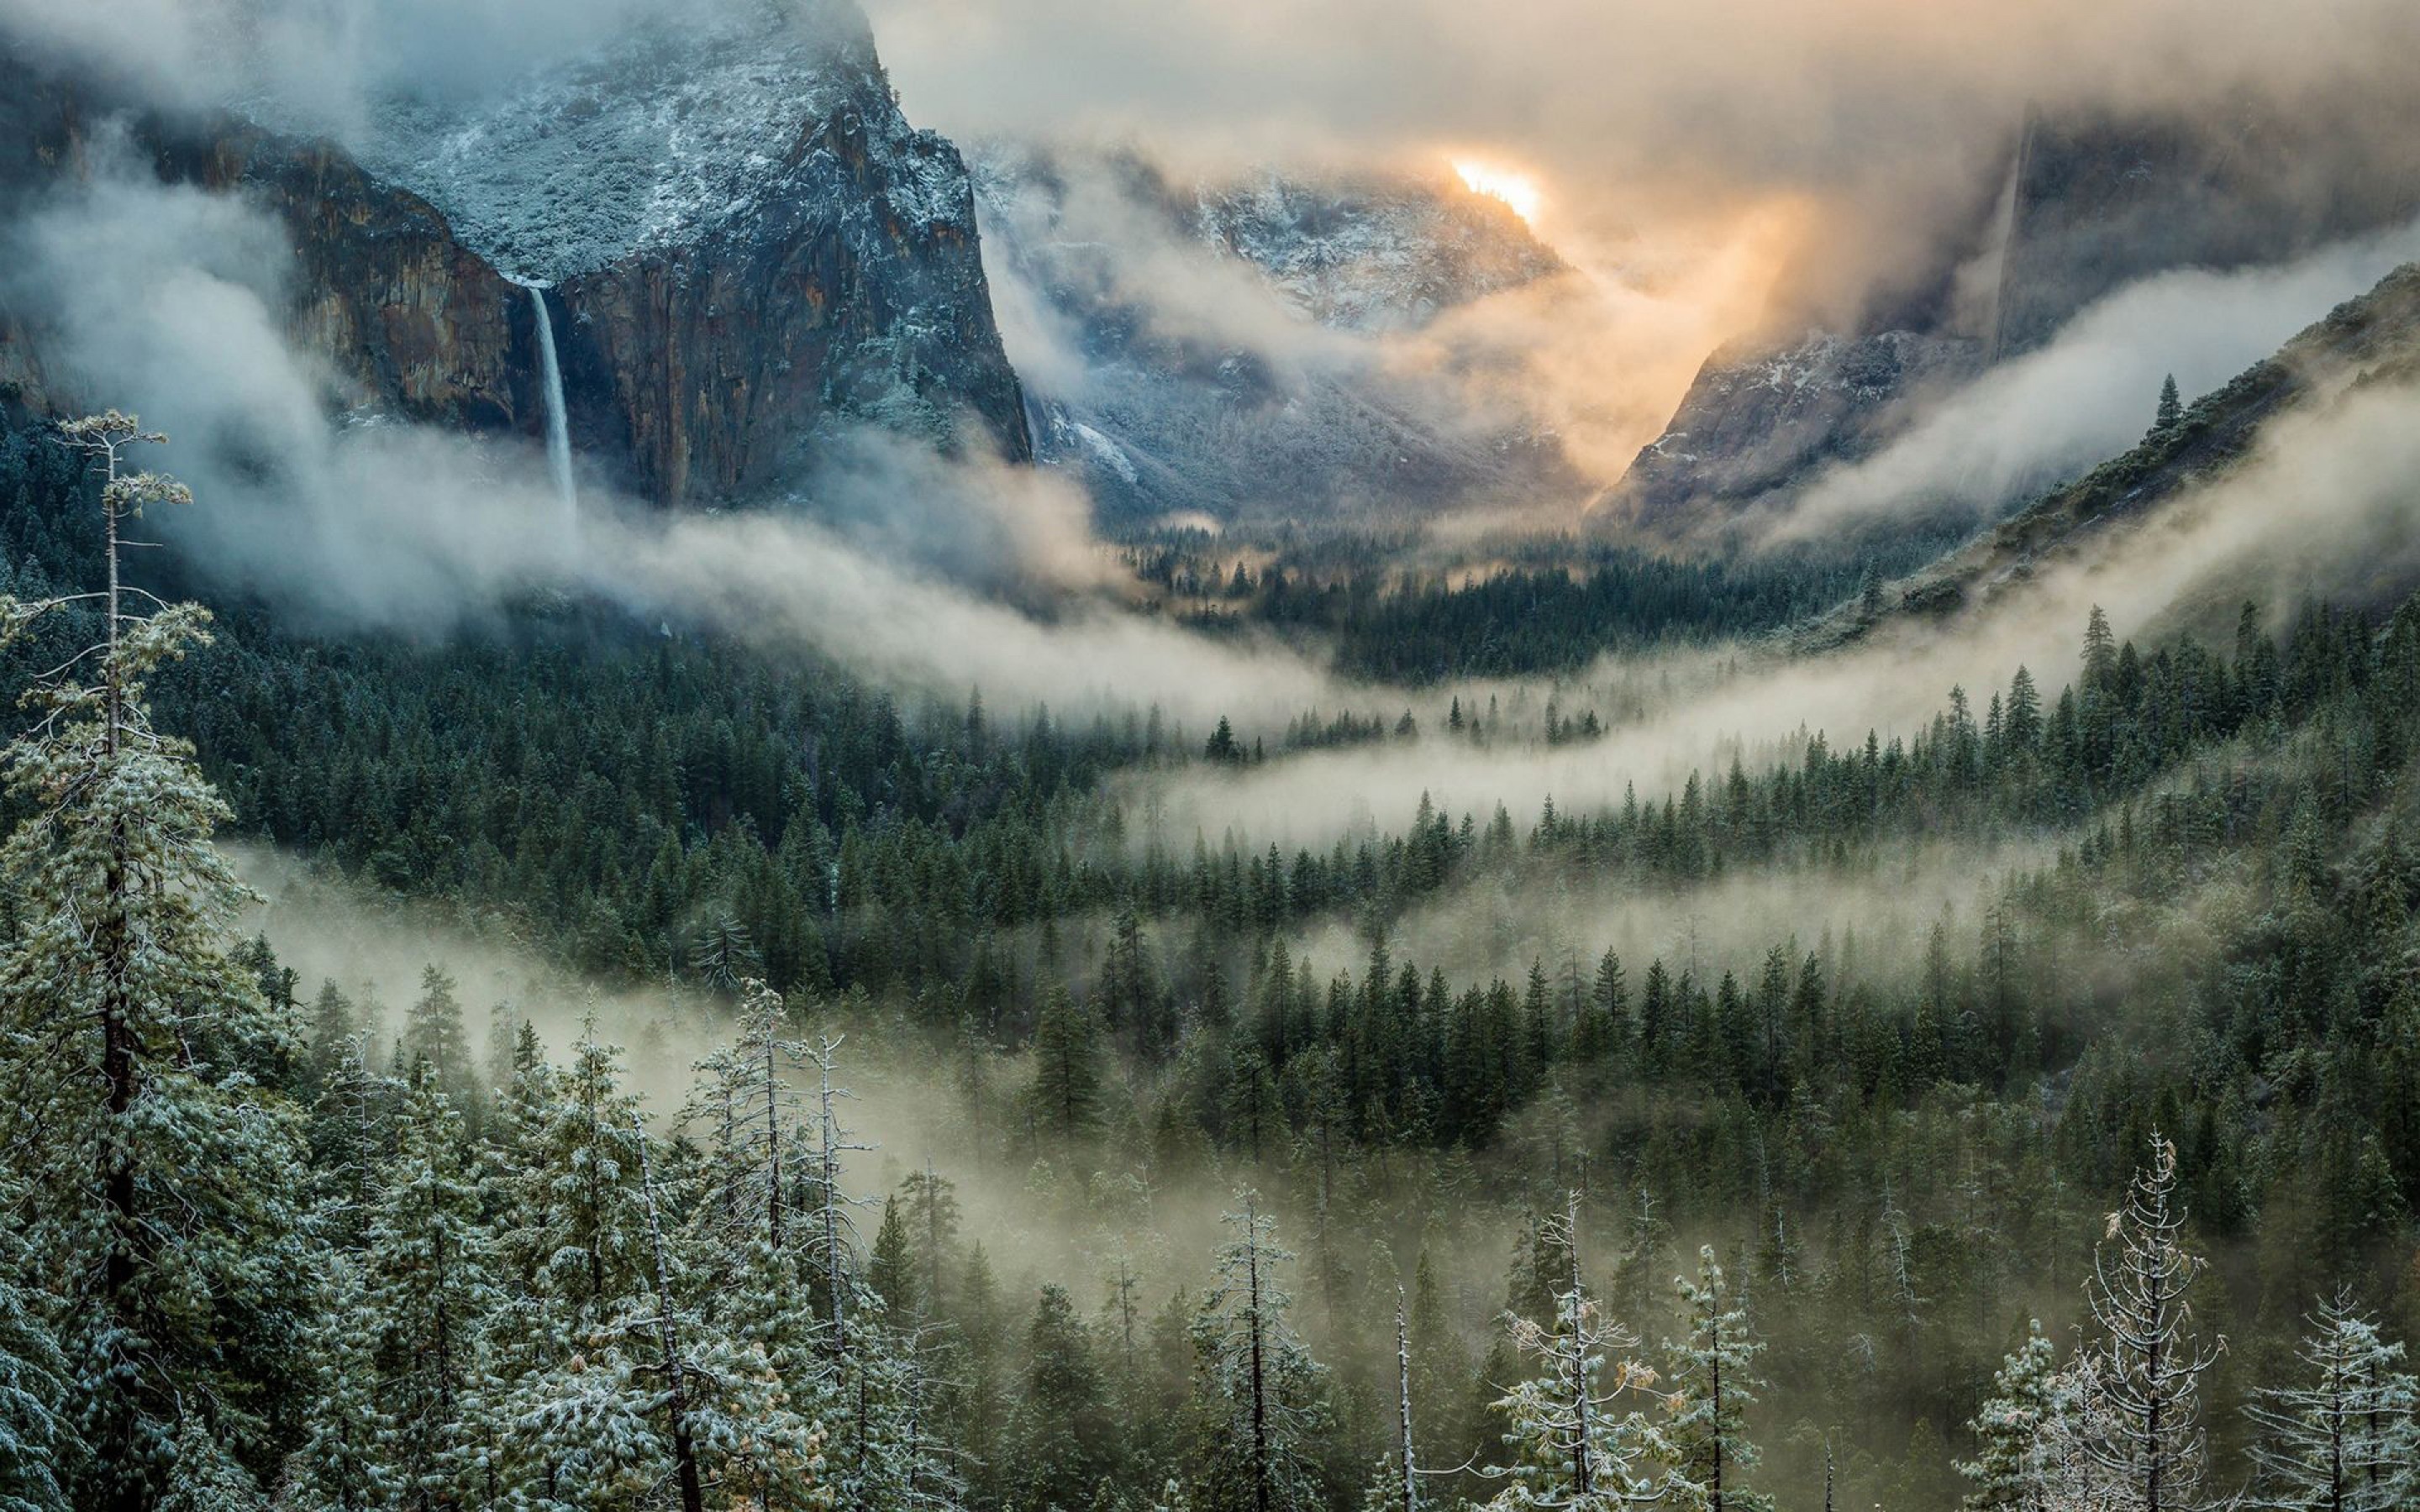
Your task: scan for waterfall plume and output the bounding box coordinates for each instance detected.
[514,278,578,533]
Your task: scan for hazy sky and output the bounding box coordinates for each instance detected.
[18,0,2417,317]
[860,0,2420,171]
[862,0,2420,275]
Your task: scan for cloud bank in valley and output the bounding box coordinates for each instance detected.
[0,158,1348,729]
[8,0,2420,790]
[18,150,2417,848]
[1760,214,2420,544]
[1134,359,2420,852]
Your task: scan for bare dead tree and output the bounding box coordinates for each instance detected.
[2083,1135,2223,1512]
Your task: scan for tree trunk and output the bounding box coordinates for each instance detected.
[1249,1223,1270,1512]
[1397,1289,1416,1512]
[1710,1347,1723,1512]
[634,1116,706,1512]
[763,1026,783,1248]
[97,454,140,1512]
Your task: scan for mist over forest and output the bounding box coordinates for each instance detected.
[3,3,2420,1510]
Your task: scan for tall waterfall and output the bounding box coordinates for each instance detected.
[524,283,577,530]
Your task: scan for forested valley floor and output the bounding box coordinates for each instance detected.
[3,417,2419,1510]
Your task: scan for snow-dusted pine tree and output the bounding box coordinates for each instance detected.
[1480,1194,1665,1512]
[2081,1136,2223,1512]
[401,965,477,1113]
[279,1252,394,1512]
[366,1068,498,1506]
[152,1411,264,1512]
[488,1021,660,1500]
[806,1032,875,1362]
[2244,1290,2417,1512]
[492,1047,832,1511]
[1192,1192,1333,1512]
[1393,1286,1417,1512]
[495,1017,652,1324]
[0,1190,74,1510]
[685,978,809,1254]
[302,1030,394,1247]
[2038,1356,2126,1512]
[0,412,309,1511]
[1959,1320,2059,1512]
[1660,1246,1770,1512]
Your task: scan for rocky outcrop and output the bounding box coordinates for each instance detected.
[553,72,1028,506]
[0,0,1028,508]
[1610,329,1983,523]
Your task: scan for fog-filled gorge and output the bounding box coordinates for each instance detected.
[4,3,2420,1510]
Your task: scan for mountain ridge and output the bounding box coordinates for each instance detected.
[976,142,1583,524]
[1801,258,2420,650]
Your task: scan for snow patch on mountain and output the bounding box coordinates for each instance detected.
[327,0,912,283]
[972,142,1581,522]
[1193,170,1562,333]
[1069,422,1139,484]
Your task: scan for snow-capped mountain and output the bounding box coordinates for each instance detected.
[975,143,1581,524]
[333,0,1027,506]
[0,0,1028,507]
[1192,169,1563,333]
[340,2,905,286]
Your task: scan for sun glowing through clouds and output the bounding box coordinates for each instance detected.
[1451,159,1544,225]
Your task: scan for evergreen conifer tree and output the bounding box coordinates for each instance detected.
[1660,1247,1770,1512]
[1191,1193,1333,1512]
[0,412,309,1510]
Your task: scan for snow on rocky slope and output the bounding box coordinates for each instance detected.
[975,142,1580,525]
[341,2,889,284]
[1612,328,1984,525]
[1192,168,1563,333]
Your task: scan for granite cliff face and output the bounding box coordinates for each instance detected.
[0,56,529,431]
[1608,101,2420,529]
[341,3,1028,506]
[0,0,1028,507]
